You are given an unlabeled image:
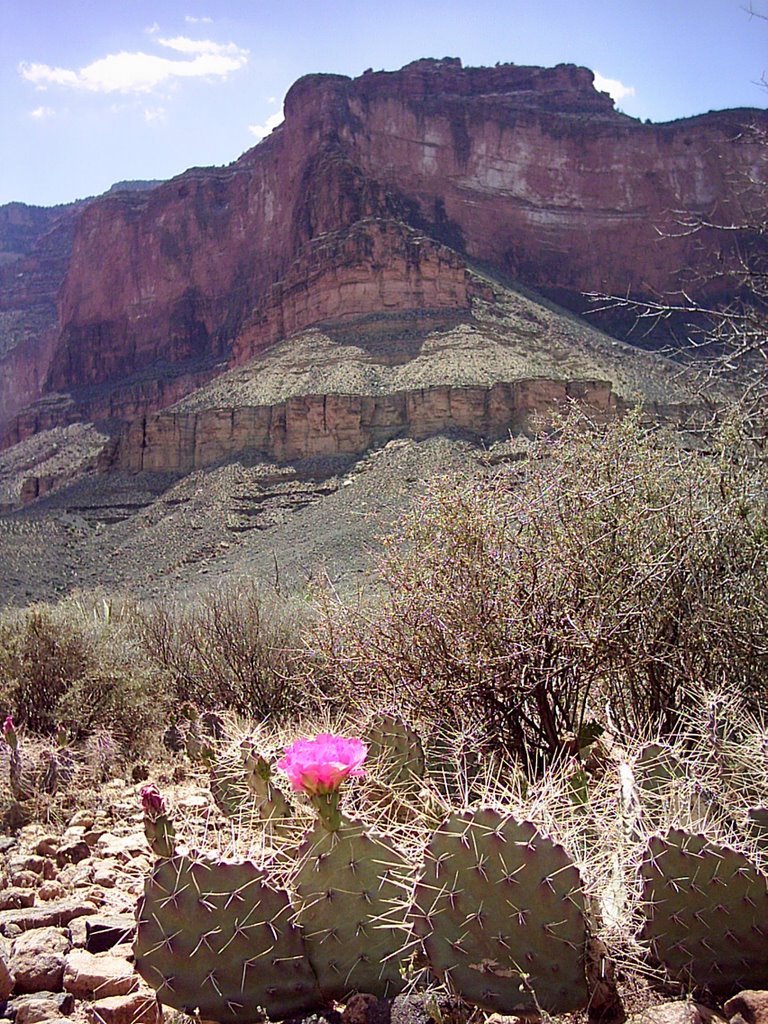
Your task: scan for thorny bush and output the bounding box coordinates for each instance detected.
[319,411,768,772]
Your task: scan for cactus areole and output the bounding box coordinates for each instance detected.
[277,734,367,831]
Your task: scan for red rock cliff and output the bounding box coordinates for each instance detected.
[3,58,767,439]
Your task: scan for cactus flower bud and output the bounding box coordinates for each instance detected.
[2,715,18,750]
[140,783,165,817]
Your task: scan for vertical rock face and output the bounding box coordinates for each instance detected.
[0,201,82,429]
[2,58,766,442]
[115,379,627,474]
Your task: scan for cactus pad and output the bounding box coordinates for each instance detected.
[210,740,291,824]
[746,806,768,853]
[365,713,425,786]
[292,818,413,1001]
[634,743,686,795]
[639,829,768,994]
[412,808,589,1016]
[135,854,322,1022]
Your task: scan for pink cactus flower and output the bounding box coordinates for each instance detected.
[2,715,14,737]
[277,734,367,795]
[140,783,166,817]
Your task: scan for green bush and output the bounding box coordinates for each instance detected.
[135,583,324,721]
[0,596,166,754]
[318,410,768,771]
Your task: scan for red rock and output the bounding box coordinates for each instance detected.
[84,991,162,1024]
[725,992,768,1024]
[1,58,764,448]
[10,926,70,993]
[112,376,698,475]
[63,949,137,999]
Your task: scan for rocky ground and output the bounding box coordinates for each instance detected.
[1,770,767,1024]
[0,432,508,608]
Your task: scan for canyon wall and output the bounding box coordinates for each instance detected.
[2,58,766,441]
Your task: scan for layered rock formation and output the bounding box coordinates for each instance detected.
[1,58,765,471]
[116,378,622,473]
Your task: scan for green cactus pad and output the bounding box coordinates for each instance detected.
[746,807,768,853]
[634,743,686,795]
[411,808,589,1016]
[210,742,291,824]
[135,854,322,1022]
[292,818,413,1001]
[639,829,768,994]
[365,713,425,786]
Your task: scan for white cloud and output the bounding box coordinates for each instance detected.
[156,35,243,57]
[19,38,248,95]
[593,71,636,103]
[185,15,213,24]
[144,106,167,122]
[248,110,283,140]
[30,105,55,119]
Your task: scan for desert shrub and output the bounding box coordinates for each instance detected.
[318,410,768,771]
[0,595,166,753]
[135,582,324,720]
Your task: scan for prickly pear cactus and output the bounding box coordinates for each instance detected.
[365,713,425,787]
[210,739,291,824]
[746,807,768,853]
[135,854,323,1022]
[639,829,768,994]
[411,808,589,1016]
[634,743,686,796]
[291,817,413,1001]
[242,739,292,822]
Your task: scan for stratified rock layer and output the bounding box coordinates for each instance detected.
[1,58,764,441]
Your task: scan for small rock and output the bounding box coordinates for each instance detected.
[85,917,135,954]
[67,812,94,829]
[725,992,768,1024]
[91,862,119,888]
[56,862,93,889]
[67,918,89,949]
[0,837,18,854]
[35,839,59,858]
[0,943,13,1001]
[627,1004,722,1024]
[391,994,468,1024]
[37,884,67,903]
[177,795,208,810]
[10,857,46,877]
[55,842,90,869]
[9,871,40,889]
[6,991,75,1023]
[11,927,70,993]
[0,899,96,936]
[84,991,161,1024]
[58,828,86,845]
[0,889,35,912]
[343,994,389,1024]
[63,949,138,999]
[95,834,147,863]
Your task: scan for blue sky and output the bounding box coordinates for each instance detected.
[2,0,766,207]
